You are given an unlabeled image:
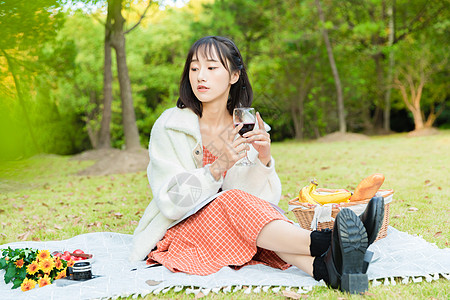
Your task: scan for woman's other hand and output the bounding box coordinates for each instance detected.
[243,112,271,166]
[209,123,248,180]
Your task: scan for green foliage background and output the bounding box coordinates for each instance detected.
[0,0,449,160]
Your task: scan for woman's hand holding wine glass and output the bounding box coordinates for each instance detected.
[242,112,271,166]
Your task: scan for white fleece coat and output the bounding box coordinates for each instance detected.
[130,107,282,262]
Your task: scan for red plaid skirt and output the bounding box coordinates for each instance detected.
[146,147,290,275]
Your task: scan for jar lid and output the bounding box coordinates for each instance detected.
[74,261,90,268]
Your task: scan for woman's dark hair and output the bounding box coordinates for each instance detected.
[176,36,253,117]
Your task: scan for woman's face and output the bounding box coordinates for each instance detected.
[189,47,239,106]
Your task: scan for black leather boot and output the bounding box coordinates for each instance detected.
[322,208,369,294]
[359,196,385,245]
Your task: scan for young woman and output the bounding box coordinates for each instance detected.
[130,36,385,293]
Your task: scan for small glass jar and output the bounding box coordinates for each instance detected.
[72,261,92,280]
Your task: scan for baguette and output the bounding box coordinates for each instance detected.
[350,173,385,201]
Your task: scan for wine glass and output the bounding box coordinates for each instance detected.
[233,107,256,166]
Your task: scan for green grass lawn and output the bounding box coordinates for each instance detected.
[1,131,449,299]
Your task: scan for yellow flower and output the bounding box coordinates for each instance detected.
[54,257,64,270]
[26,261,40,275]
[37,275,52,287]
[21,278,37,292]
[55,268,66,280]
[37,250,51,261]
[15,258,24,268]
[38,258,55,274]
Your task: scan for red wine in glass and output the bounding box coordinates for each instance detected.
[233,107,256,166]
[236,123,255,136]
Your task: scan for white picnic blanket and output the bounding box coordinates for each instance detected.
[1,227,449,299]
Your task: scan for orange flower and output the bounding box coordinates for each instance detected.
[38,258,55,274]
[37,275,52,287]
[55,268,66,280]
[54,258,64,270]
[15,258,24,268]
[37,250,51,261]
[26,261,40,275]
[66,259,75,267]
[21,278,37,292]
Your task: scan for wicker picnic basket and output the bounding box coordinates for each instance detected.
[288,189,394,242]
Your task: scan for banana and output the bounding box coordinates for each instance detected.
[299,180,352,205]
[299,181,321,205]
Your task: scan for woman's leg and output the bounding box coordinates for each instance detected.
[256,220,312,255]
[274,252,314,277]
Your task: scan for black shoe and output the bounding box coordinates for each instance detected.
[323,208,369,294]
[359,196,385,245]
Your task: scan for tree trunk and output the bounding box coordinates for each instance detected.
[97,8,113,149]
[110,0,141,150]
[291,100,304,140]
[383,0,395,132]
[86,90,99,148]
[411,108,424,130]
[2,50,41,152]
[373,53,385,132]
[315,0,346,133]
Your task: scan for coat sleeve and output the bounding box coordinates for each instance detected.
[148,114,223,220]
[222,148,282,206]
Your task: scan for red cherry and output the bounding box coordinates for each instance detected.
[61,254,71,261]
[73,249,84,254]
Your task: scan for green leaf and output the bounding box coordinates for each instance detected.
[0,258,7,269]
[12,278,22,289]
[4,263,16,284]
[18,266,27,279]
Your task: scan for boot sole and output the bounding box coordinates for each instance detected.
[336,208,369,293]
[368,197,385,245]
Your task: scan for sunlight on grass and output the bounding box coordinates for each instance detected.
[0,131,449,299]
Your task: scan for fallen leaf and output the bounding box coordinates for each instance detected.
[130,220,138,225]
[0,209,4,213]
[113,212,123,219]
[408,207,419,212]
[87,222,102,228]
[0,233,7,238]
[54,225,63,230]
[17,232,31,240]
[282,290,302,299]
[320,166,330,170]
[434,231,442,238]
[145,280,162,286]
[195,291,205,299]
[32,237,41,241]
